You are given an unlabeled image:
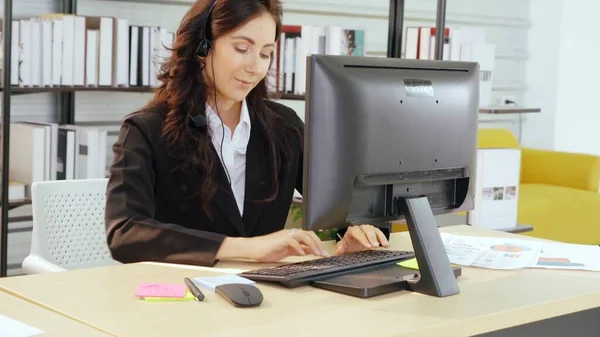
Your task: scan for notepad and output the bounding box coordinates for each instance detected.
[142,291,195,302]
[135,282,187,298]
[194,275,255,292]
[398,258,419,270]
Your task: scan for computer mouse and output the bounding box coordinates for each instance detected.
[215,283,263,308]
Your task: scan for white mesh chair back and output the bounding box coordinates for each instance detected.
[22,179,120,274]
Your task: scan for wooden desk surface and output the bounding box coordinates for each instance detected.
[1,225,600,337]
[0,289,108,336]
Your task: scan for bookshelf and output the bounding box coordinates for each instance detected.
[279,93,305,101]
[276,0,541,116]
[387,0,447,60]
[0,0,187,277]
[0,86,157,95]
[0,0,79,277]
[99,0,193,4]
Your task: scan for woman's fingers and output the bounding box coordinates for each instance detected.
[336,238,349,255]
[307,230,330,256]
[287,236,307,256]
[348,226,372,248]
[360,224,380,247]
[301,245,313,255]
[288,225,389,257]
[294,230,325,257]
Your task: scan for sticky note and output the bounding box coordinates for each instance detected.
[194,275,255,292]
[398,258,419,270]
[142,291,196,302]
[135,282,187,298]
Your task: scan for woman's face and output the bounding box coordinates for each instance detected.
[204,11,276,104]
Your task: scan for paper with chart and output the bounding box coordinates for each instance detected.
[440,233,600,271]
[440,233,543,269]
[534,242,600,271]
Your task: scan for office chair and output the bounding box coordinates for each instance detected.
[22,178,120,274]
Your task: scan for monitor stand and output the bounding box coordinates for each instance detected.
[312,196,460,298]
[311,263,461,298]
[397,196,460,297]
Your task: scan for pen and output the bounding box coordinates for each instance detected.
[184,277,204,301]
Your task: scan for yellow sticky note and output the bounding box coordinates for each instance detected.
[142,290,195,302]
[398,258,419,270]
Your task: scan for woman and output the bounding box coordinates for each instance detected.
[104,0,389,267]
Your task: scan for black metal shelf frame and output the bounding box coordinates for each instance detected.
[1,0,15,278]
[388,0,447,60]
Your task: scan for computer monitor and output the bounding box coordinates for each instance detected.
[302,55,479,297]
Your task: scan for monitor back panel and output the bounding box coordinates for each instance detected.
[303,56,479,230]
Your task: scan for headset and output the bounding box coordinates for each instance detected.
[190,0,275,131]
[189,0,233,184]
[189,0,219,130]
[196,0,218,58]
[189,0,275,186]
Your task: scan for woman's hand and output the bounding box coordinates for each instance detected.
[336,224,390,255]
[243,229,330,262]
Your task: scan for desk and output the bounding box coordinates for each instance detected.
[1,225,599,337]
[0,289,108,336]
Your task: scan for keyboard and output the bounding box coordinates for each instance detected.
[239,249,415,288]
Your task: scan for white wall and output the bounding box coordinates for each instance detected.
[524,0,600,155]
[521,0,563,150]
[553,0,600,155]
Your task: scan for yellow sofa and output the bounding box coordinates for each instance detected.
[478,128,600,244]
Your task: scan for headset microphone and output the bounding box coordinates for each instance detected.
[189,114,207,129]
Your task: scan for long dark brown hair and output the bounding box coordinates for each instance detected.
[145,0,296,217]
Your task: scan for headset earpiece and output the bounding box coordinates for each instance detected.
[197,0,218,58]
[196,39,212,57]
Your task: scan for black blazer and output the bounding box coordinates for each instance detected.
[105,100,304,267]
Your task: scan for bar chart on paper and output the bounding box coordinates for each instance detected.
[535,242,600,271]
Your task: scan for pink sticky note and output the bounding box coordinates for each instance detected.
[135,282,187,298]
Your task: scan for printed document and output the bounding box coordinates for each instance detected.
[440,233,543,269]
[440,233,600,272]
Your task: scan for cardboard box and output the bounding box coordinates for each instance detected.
[468,148,521,230]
